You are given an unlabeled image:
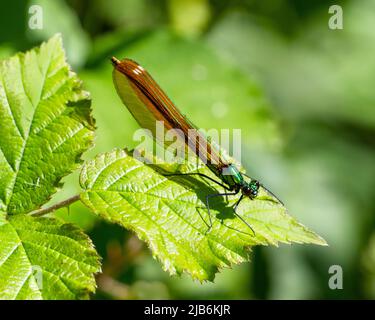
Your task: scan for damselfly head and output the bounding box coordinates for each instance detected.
[241,180,260,199]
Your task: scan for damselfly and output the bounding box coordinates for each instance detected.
[111,57,283,235]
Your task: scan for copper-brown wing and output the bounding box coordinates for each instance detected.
[112,57,226,167]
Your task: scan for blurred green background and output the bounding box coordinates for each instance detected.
[1,0,375,299]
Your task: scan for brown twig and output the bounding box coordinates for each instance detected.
[31,194,81,217]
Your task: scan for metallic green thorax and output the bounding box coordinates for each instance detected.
[207,163,260,199]
[219,164,244,189]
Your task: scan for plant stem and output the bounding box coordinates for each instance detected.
[31,194,81,217]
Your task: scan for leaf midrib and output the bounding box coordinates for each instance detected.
[11,223,42,299]
[4,218,95,299]
[7,51,53,212]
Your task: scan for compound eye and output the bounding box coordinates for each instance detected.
[249,180,260,198]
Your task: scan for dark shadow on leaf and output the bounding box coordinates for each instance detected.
[146,164,240,227]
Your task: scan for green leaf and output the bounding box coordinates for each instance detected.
[0,214,100,300]
[0,34,95,215]
[80,149,326,281]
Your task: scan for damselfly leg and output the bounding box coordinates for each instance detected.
[164,172,255,235]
